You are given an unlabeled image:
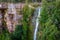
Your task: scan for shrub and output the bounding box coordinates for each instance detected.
[0,27,10,40]
[22,5,34,40]
[11,25,23,40]
[39,0,59,40]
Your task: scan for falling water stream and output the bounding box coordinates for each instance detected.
[32,7,41,40]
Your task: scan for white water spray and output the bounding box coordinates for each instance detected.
[33,7,41,40]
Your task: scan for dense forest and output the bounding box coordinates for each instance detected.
[0,0,60,40]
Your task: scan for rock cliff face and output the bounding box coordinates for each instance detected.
[0,3,24,9]
[0,3,24,33]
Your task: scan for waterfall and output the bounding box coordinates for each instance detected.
[32,7,41,40]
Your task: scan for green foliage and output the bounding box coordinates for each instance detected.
[55,0,60,40]
[0,0,33,3]
[0,27,10,40]
[14,0,24,3]
[22,5,30,40]
[0,0,24,3]
[39,0,60,40]
[22,5,34,40]
[40,18,58,40]
[0,33,11,40]
[11,25,23,40]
